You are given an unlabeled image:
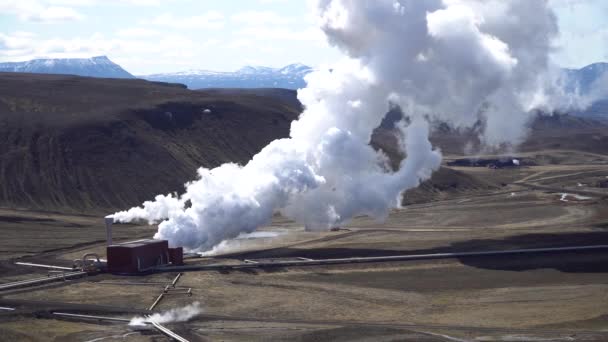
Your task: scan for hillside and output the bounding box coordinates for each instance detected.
[0,72,299,213]
[0,56,134,79]
[372,106,608,157]
[402,167,499,205]
[1,72,607,214]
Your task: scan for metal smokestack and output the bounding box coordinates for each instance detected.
[105,217,114,246]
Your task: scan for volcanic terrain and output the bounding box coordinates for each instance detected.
[0,73,607,341]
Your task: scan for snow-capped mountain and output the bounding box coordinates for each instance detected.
[0,56,134,79]
[562,63,608,120]
[562,62,608,94]
[140,63,313,90]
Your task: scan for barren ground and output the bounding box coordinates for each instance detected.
[0,149,607,341]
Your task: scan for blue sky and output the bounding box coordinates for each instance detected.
[0,0,606,74]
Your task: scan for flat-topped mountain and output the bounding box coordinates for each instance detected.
[0,56,134,79]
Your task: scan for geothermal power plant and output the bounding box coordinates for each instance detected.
[105,219,184,275]
[6,217,608,280]
[1,0,608,340]
[2,212,608,341]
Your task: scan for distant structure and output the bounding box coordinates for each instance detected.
[447,157,525,169]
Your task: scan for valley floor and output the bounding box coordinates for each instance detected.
[0,150,607,341]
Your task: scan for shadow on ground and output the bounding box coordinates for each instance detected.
[224,231,608,274]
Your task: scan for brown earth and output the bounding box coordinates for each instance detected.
[1,73,608,341]
[0,73,299,213]
[3,72,607,215]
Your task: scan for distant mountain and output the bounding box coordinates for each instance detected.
[0,56,134,79]
[562,62,608,94]
[562,62,608,120]
[140,63,313,90]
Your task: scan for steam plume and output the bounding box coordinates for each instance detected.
[129,302,202,326]
[111,0,575,252]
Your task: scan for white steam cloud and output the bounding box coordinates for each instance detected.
[111,0,579,252]
[129,301,202,326]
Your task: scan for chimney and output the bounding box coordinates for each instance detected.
[105,217,114,246]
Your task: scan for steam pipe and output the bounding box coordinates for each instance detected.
[52,312,131,323]
[0,272,87,292]
[149,321,190,342]
[156,244,608,272]
[148,293,164,311]
[105,217,114,246]
[15,262,74,271]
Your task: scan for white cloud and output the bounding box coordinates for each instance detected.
[48,0,162,6]
[549,0,608,67]
[113,0,161,5]
[549,0,588,10]
[30,6,83,22]
[231,10,291,26]
[116,27,160,37]
[0,1,84,22]
[0,30,201,71]
[236,26,324,42]
[257,0,289,3]
[46,0,97,5]
[145,12,225,30]
[0,1,361,74]
[0,32,37,57]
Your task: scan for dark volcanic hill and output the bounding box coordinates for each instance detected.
[1,72,607,214]
[372,106,608,157]
[0,72,298,213]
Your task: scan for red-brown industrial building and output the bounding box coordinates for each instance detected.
[106,239,183,274]
[104,217,183,274]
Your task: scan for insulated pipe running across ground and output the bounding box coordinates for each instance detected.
[15,262,74,271]
[0,272,87,292]
[149,321,190,342]
[52,312,132,323]
[52,312,190,341]
[105,217,114,246]
[157,245,608,272]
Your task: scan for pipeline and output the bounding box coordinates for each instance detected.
[15,262,74,271]
[52,312,131,323]
[156,245,608,272]
[150,321,190,342]
[0,272,87,292]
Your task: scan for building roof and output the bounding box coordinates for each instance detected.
[109,239,167,248]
